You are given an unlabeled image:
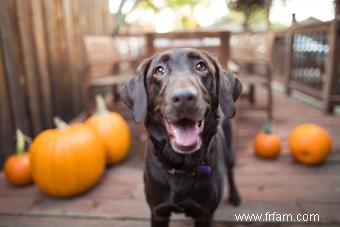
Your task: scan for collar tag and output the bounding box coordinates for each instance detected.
[197,164,211,174]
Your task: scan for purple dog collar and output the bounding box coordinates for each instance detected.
[168,164,211,175]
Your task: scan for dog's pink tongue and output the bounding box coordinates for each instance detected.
[172,123,199,147]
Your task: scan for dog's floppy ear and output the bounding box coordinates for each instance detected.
[218,69,242,118]
[121,58,151,123]
[202,51,242,118]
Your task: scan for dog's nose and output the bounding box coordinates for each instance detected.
[171,87,197,108]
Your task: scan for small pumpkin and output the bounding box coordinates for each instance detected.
[29,117,105,197]
[288,123,332,165]
[254,119,281,159]
[85,95,131,165]
[4,130,32,186]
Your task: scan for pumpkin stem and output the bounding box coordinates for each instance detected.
[262,118,273,134]
[24,135,32,144]
[95,95,109,116]
[54,116,68,130]
[16,129,26,156]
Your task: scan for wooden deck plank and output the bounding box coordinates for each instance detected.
[7,214,336,227]
[0,215,183,227]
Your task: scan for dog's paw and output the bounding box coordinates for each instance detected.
[228,190,241,206]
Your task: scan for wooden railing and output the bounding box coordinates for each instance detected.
[277,20,339,113]
[236,20,339,114]
[287,22,332,98]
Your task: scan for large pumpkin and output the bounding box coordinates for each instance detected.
[288,123,332,165]
[29,117,105,197]
[85,95,130,165]
[4,130,32,186]
[253,119,281,159]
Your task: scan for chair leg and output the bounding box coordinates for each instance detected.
[285,86,292,95]
[138,123,148,154]
[267,68,273,120]
[268,82,273,120]
[325,103,335,114]
[82,83,92,115]
[249,84,256,104]
[112,84,119,103]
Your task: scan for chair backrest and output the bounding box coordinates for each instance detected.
[145,31,230,66]
[83,36,118,79]
[230,31,275,76]
[230,31,275,65]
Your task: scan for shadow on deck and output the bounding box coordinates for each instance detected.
[0,88,339,227]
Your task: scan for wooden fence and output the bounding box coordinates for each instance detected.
[0,0,113,168]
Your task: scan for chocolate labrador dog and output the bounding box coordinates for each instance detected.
[121,48,242,227]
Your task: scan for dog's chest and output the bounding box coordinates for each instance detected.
[169,172,219,203]
[164,172,222,217]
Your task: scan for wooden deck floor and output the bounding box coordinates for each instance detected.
[0,88,339,227]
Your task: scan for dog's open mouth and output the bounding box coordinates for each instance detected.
[163,117,204,154]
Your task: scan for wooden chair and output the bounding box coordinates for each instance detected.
[145,31,230,66]
[230,32,275,119]
[82,35,135,113]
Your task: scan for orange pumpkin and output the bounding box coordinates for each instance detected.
[85,95,130,165]
[29,117,105,197]
[288,124,332,165]
[254,120,281,159]
[4,130,32,186]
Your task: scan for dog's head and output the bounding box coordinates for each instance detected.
[122,48,242,157]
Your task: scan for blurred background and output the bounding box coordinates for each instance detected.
[0,0,339,226]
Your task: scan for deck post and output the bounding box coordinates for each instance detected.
[283,30,293,95]
[283,14,297,95]
[323,0,340,113]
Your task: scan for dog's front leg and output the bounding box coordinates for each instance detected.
[151,214,169,227]
[223,119,241,206]
[194,216,213,227]
[227,166,240,206]
[151,202,172,227]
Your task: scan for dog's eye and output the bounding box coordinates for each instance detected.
[195,61,207,72]
[154,66,165,76]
